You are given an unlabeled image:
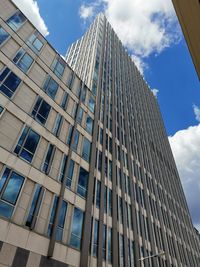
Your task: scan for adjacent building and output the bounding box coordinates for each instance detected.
[172,0,200,79]
[0,1,199,267]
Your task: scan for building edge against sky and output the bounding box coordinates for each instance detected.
[172,0,200,80]
[0,1,199,267]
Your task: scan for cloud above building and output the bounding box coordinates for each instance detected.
[169,124,200,231]
[79,0,181,74]
[12,0,49,36]
[193,104,200,122]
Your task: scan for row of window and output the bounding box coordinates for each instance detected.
[0,167,84,250]
[14,125,90,199]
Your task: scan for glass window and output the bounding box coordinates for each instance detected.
[81,85,87,103]
[85,115,93,135]
[108,189,112,216]
[77,167,88,198]
[66,159,74,188]
[109,160,112,181]
[77,107,84,124]
[89,96,95,113]
[98,151,102,171]
[67,71,74,89]
[66,125,73,146]
[0,105,4,115]
[26,184,43,228]
[59,155,75,188]
[70,207,84,250]
[108,227,112,263]
[0,168,24,219]
[27,31,43,53]
[31,96,51,125]
[104,186,107,214]
[0,27,9,45]
[51,57,65,79]
[43,75,59,100]
[7,10,26,31]
[61,91,68,109]
[93,219,99,257]
[95,180,101,209]
[103,224,107,260]
[0,68,21,98]
[42,144,55,174]
[53,113,63,136]
[82,138,91,162]
[119,234,124,267]
[71,129,79,151]
[47,196,68,241]
[13,48,33,73]
[14,126,40,163]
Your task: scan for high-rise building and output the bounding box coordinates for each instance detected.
[172,0,200,79]
[0,1,199,267]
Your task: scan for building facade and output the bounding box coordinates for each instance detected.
[0,1,199,267]
[172,0,200,79]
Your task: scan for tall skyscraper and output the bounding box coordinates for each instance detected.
[0,1,199,267]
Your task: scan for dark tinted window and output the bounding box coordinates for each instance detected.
[0,68,21,98]
[14,126,40,162]
[77,167,88,198]
[32,96,51,125]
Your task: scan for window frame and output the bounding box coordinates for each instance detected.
[0,167,25,219]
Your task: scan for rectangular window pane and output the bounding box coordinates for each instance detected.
[43,75,59,100]
[89,97,95,113]
[42,144,54,174]
[51,57,65,79]
[53,114,62,136]
[70,207,84,250]
[14,126,40,163]
[95,180,101,209]
[93,219,99,257]
[103,225,107,260]
[0,27,9,45]
[0,68,21,98]
[77,167,88,198]
[61,91,68,109]
[71,130,79,151]
[7,10,26,31]
[26,184,42,227]
[82,138,91,162]
[32,96,51,125]
[27,31,43,53]
[85,115,93,135]
[13,49,34,73]
[0,168,24,219]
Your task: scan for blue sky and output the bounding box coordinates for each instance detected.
[13,0,200,230]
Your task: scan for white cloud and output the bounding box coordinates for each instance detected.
[79,5,94,20]
[79,0,181,60]
[12,0,49,36]
[151,88,159,97]
[169,125,200,231]
[131,54,147,75]
[193,104,200,122]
